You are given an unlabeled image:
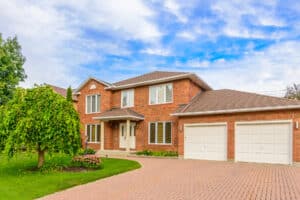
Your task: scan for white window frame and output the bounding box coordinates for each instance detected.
[121,89,134,108]
[86,124,101,143]
[85,94,100,114]
[148,121,172,145]
[149,83,173,105]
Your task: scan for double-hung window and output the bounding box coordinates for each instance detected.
[121,89,134,108]
[86,94,100,113]
[86,124,101,143]
[149,122,172,144]
[149,83,173,105]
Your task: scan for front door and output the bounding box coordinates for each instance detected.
[119,123,136,149]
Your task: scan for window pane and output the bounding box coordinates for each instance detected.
[157,86,164,104]
[91,125,96,142]
[150,87,156,104]
[97,125,101,142]
[157,122,163,143]
[122,92,128,107]
[150,123,156,143]
[87,125,91,142]
[96,95,100,112]
[129,90,134,107]
[166,84,172,102]
[86,96,91,113]
[165,122,172,144]
[91,95,96,112]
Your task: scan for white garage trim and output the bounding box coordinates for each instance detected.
[184,122,228,161]
[184,122,227,127]
[235,120,293,165]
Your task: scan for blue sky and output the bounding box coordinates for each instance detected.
[1,0,300,95]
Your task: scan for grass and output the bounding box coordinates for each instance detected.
[136,150,178,157]
[0,153,141,200]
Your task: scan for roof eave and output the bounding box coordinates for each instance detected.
[93,115,144,121]
[105,73,211,90]
[75,77,112,93]
[171,105,300,117]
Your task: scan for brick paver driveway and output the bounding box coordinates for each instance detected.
[41,157,300,200]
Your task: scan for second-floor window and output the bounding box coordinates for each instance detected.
[121,89,134,108]
[86,94,100,114]
[149,83,173,105]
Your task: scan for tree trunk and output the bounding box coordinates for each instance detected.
[38,150,45,168]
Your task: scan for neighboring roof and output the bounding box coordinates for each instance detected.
[172,89,300,116]
[93,108,144,121]
[106,71,212,91]
[47,84,78,101]
[74,77,112,93]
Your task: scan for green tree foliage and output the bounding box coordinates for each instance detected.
[0,34,26,105]
[66,86,73,102]
[285,83,300,100]
[2,85,81,168]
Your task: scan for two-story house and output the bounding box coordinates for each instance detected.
[73,71,300,165]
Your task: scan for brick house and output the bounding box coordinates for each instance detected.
[72,71,300,165]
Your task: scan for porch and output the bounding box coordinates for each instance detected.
[93,108,144,153]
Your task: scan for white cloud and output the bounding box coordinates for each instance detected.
[177,31,196,41]
[194,41,300,95]
[0,0,161,88]
[163,0,188,23]
[141,47,171,56]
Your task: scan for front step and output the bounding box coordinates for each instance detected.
[96,150,136,158]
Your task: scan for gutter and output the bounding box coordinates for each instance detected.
[171,105,300,117]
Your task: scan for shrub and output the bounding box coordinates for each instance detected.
[77,148,96,155]
[136,150,178,157]
[72,155,101,169]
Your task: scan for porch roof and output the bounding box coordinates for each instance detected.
[93,108,144,121]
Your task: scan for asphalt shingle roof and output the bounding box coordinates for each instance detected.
[173,89,300,115]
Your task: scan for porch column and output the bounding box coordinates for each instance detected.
[100,121,105,151]
[126,119,130,152]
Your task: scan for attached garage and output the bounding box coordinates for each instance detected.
[235,120,292,165]
[184,123,227,161]
[173,89,300,164]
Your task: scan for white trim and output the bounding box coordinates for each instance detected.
[86,94,101,114]
[149,83,173,105]
[106,73,193,90]
[172,105,300,116]
[235,119,293,125]
[183,122,228,161]
[148,121,172,145]
[184,122,228,127]
[93,115,144,120]
[121,89,134,108]
[86,124,101,143]
[75,77,111,93]
[234,119,293,165]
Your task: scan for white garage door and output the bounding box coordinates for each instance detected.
[235,121,292,165]
[184,123,227,161]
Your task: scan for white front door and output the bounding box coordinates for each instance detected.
[235,120,292,165]
[119,123,136,149]
[184,123,227,161]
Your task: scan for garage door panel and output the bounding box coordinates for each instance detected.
[236,121,291,165]
[184,124,227,161]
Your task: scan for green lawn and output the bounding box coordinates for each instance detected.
[0,153,141,200]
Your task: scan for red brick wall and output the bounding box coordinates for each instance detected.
[177,110,300,162]
[76,79,113,150]
[76,78,202,152]
[110,79,202,151]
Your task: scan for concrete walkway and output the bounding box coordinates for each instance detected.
[41,157,300,200]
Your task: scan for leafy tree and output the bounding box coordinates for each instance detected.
[0,34,26,105]
[285,83,300,100]
[2,85,81,168]
[66,86,73,102]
